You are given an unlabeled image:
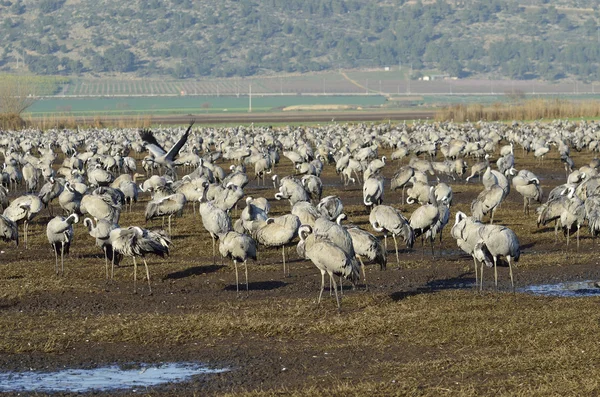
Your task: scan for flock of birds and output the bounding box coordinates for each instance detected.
[1,118,600,307]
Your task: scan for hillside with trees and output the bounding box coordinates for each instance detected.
[0,0,598,81]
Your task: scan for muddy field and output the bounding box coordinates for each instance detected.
[1,130,600,396]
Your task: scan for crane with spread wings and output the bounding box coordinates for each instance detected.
[139,121,195,178]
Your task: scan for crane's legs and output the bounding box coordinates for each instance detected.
[143,258,151,294]
[233,259,239,293]
[357,255,367,289]
[473,256,479,290]
[493,256,498,290]
[24,221,28,250]
[211,235,216,265]
[168,215,172,237]
[480,260,484,291]
[103,246,109,280]
[318,270,326,305]
[133,256,138,294]
[244,260,249,291]
[282,246,287,277]
[53,245,58,275]
[508,256,515,293]
[60,242,65,276]
[329,272,341,311]
[392,234,400,264]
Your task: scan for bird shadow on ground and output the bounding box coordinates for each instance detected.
[532,227,556,234]
[224,280,288,291]
[521,242,536,249]
[390,272,475,301]
[163,265,225,280]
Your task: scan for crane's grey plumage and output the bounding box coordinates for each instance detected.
[109,226,172,294]
[363,175,384,209]
[145,193,186,236]
[369,204,414,264]
[275,176,309,207]
[291,201,320,228]
[301,175,323,203]
[409,187,440,256]
[218,231,257,292]
[317,195,343,221]
[297,225,359,310]
[58,181,83,215]
[471,184,504,224]
[80,194,121,224]
[512,170,543,215]
[83,217,121,279]
[0,214,18,247]
[199,198,232,264]
[3,194,43,249]
[253,214,300,276]
[473,224,520,291]
[347,226,386,283]
[38,177,63,215]
[451,211,485,286]
[465,154,490,182]
[140,121,195,178]
[46,213,79,276]
[390,165,414,203]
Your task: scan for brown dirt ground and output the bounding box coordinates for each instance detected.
[1,128,600,396]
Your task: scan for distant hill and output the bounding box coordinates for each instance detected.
[0,0,598,82]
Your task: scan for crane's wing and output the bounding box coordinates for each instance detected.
[139,129,167,158]
[165,121,195,161]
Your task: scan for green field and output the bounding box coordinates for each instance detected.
[25,95,389,116]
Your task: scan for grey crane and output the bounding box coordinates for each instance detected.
[145,192,186,236]
[301,175,323,203]
[512,170,543,215]
[291,201,321,228]
[346,226,386,283]
[80,194,121,224]
[537,188,572,243]
[409,187,440,256]
[559,187,585,249]
[38,177,64,215]
[390,165,414,203]
[0,214,18,247]
[58,181,83,215]
[274,176,309,207]
[83,217,121,280]
[297,225,359,310]
[317,195,344,221]
[473,223,520,291]
[471,184,505,224]
[236,196,268,234]
[139,121,195,178]
[3,194,43,249]
[199,198,232,265]
[109,226,172,294]
[369,204,414,264]
[253,214,300,277]
[218,231,257,293]
[465,154,490,182]
[451,211,485,286]
[46,213,79,276]
[363,175,384,210]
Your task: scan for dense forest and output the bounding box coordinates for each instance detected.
[0,0,599,81]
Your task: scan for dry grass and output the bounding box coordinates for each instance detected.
[23,113,154,130]
[1,138,600,395]
[435,99,600,122]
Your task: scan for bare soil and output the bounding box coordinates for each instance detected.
[1,125,600,396]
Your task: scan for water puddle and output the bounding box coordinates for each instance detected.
[0,362,228,393]
[519,280,600,297]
